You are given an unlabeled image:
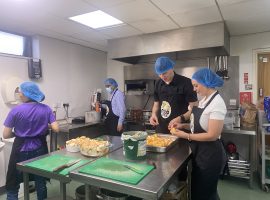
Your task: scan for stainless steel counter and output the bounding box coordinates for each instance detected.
[59,122,101,133]
[222,125,257,188]
[50,121,106,151]
[70,139,191,200]
[17,136,123,200]
[223,125,257,136]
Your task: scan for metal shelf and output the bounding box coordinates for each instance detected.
[258,112,270,191]
[258,145,270,160]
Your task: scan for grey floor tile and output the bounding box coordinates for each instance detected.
[218,177,270,200]
[0,176,269,200]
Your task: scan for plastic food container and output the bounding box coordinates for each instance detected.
[121,131,148,160]
[80,139,110,157]
[66,144,80,153]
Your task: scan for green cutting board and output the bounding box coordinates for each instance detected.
[79,157,154,185]
[25,154,88,175]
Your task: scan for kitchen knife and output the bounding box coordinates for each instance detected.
[123,164,144,175]
[52,159,81,172]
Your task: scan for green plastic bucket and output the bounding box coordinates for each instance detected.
[121,131,148,160]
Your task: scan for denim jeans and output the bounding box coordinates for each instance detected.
[6,146,48,200]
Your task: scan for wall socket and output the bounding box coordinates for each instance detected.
[63,103,69,108]
[229,99,237,106]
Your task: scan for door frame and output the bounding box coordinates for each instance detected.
[253,47,270,101]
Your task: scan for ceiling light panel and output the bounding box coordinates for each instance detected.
[70,10,123,29]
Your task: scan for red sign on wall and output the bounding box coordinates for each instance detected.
[244,73,248,84]
[240,92,252,104]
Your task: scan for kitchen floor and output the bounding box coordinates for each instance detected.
[0,176,269,200]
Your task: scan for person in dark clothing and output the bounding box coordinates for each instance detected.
[170,68,227,200]
[102,78,126,136]
[149,56,198,134]
[3,81,59,200]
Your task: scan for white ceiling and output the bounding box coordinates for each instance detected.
[0,0,269,52]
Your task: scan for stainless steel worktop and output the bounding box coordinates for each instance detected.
[223,125,257,136]
[59,122,101,133]
[54,121,106,150]
[70,139,191,200]
[17,136,123,200]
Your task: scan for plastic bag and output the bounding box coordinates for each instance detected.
[264,96,270,114]
[241,102,257,126]
[121,131,148,141]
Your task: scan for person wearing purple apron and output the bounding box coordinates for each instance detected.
[3,82,59,200]
[102,78,126,136]
[150,56,198,134]
[170,68,227,200]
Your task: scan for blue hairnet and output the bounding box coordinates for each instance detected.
[20,81,45,102]
[155,56,175,74]
[192,68,224,88]
[104,78,118,87]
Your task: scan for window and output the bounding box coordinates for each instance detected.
[0,31,25,56]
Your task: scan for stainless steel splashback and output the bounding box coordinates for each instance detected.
[124,64,158,80]
[125,56,239,109]
[108,22,230,64]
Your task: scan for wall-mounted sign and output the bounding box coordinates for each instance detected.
[240,92,252,104]
[245,84,252,90]
[244,73,248,84]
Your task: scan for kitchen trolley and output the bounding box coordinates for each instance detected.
[258,110,270,192]
[259,126,270,192]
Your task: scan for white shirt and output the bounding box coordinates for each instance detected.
[197,92,227,132]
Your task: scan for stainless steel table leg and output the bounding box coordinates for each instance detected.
[187,160,192,200]
[49,129,53,152]
[249,135,255,189]
[85,184,90,200]
[23,172,30,200]
[60,182,66,200]
[54,132,58,151]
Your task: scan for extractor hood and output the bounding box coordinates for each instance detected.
[108,22,230,64]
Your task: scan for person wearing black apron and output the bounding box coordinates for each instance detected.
[170,68,227,200]
[5,136,48,199]
[3,81,59,200]
[150,56,198,134]
[102,78,126,136]
[190,91,227,200]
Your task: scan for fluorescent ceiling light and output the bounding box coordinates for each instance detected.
[70,10,123,29]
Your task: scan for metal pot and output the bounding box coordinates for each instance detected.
[96,189,128,200]
[142,110,152,121]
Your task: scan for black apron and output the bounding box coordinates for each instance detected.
[189,92,226,200]
[6,135,48,190]
[157,83,188,134]
[103,89,122,136]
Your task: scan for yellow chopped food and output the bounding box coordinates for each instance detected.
[66,136,109,156]
[66,136,87,146]
[146,134,174,147]
[80,138,109,157]
[170,128,176,134]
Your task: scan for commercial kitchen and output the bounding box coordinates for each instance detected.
[0,0,270,200]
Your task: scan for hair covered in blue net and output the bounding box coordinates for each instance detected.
[20,81,45,102]
[192,68,224,88]
[104,78,118,87]
[154,56,175,74]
